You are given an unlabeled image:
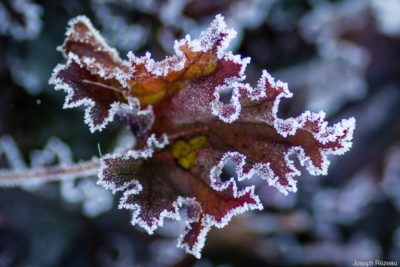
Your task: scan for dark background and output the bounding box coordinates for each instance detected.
[1,0,400,266]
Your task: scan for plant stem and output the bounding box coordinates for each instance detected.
[0,125,210,187]
[0,159,100,187]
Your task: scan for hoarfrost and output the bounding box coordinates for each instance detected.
[0,136,113,216]
[0,0,43,40]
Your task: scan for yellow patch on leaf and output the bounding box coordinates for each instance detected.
[171,136,208,169]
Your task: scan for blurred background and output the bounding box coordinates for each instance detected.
[1,0,400,266]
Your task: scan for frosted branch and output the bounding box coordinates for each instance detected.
[0,159,100,187]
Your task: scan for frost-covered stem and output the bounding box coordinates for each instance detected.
[0,159,100,187]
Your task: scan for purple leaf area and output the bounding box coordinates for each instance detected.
[152,69,355,194]
[49,15,130,132]
[50,57,122,131]
[99,136,262,258]
[49,14,356,259]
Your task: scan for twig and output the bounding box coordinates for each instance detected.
[0,159,100,187]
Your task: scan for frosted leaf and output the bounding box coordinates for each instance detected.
[49,15,131,133]
[150,67,355,195]
[52,14,356,258]
[99,135,262,258]
[117,97,154,138]
[98,134,169,193]
[59,15,129,78]
[124,14,247,107]
[49,14,248,132]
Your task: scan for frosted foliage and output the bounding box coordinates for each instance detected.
[275,57,367,115]
[149,240,185,266]
[313,170,378,225]
[371,0,400,36]
[0,136,27,170]
[99,134,263,258]
[300,0,368,44]
[302,0,400,41]
[135,16,355,193]
[382,145,400,211]
[294,0,380,115]
[158,0,276,50]
[0,0,42,40]
[47,13,356,259]
[61,178,113,217]
[6,54,43,95]
[269,235,381,266]
[0,135,113,216]
[212,72,355,195]
[48,15,154,133]
[91,3,148,52]
[98,134,169,193]
[293,0,374,114]
[32,137,113,216]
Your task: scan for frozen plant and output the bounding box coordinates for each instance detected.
[0,14,355,258]
[158,0,277,50]
[0,135,113,217]
[90,0,148,53]
[0,0,43,40]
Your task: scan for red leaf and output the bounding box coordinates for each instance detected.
[49,16,130,132]
[51,14,355,258]
[120,14,247,106]
[147,49,355,194]
[99,136,262,258]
